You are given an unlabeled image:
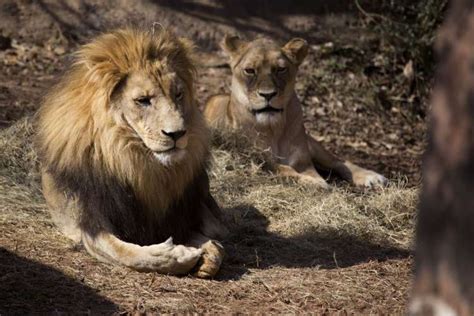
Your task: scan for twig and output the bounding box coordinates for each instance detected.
[354,0,401,25]
[333,251,340,268]
[254,248,260,268]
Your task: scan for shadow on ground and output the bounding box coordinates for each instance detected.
[1,0,369,48]
[219,204,410,279]
[0,248,118,314]
[149,0,355,44]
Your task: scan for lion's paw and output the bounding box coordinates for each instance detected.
[137,238,202,274]
[193,240,225,279]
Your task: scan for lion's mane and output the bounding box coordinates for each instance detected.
[37,28,211,245]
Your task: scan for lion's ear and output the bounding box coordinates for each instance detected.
[282,38,308,65]
[221,35,247,58]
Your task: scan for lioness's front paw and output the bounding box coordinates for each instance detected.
[352,169,388,188]
[134,238,202,274]
[193,240,225,279]
[299,174,330,190]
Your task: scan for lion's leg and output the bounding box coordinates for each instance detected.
[201,195,229,239]
[306,135,387,188]
[81,231,202,274]
[277,163,329,189]
[42,171,82,243]
[186,197,228,279]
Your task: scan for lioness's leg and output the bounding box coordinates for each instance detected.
[277,163,329,189]
[342,161,388,188]
[306,135,387,187]
[82,231,202,274]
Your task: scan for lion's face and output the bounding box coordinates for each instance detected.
[222,36,308,126]
[113,70,195,165]
[38,29,211,214]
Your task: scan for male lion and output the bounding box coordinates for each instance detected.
[37,28,227,278]
[205,36,387,188]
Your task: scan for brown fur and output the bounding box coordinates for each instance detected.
[37,28,227,276]
[205,36,387,188]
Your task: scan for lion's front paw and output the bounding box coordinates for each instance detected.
[134,238,202,274]
[193,240,225,279]
[352,169,388,188]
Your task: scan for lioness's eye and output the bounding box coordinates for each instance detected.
[175,90,184,101]
[135,97,151,107]
[276,67,287,74]
[244,68,256,75]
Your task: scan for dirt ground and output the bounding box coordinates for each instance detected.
[0,0,428,314]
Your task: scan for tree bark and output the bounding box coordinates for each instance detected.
[411,0,474,315]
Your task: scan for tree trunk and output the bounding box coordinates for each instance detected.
[411,0,474,315]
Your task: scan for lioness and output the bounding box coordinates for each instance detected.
[205,36,387,188]
[37,29,227,278]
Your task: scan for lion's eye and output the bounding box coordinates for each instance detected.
[175,90,184,101]
[276,67,287,74]
[244,68,256,75]
[135,97,151,107]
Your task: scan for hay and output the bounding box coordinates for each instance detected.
[208,129,417,269]
[0,116,40,187]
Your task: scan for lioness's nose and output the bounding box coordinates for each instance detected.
[162,129,187,141]
[258,90,277,101]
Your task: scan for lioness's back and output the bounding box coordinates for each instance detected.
[204,94,231,128]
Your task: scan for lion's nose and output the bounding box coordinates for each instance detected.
[161,129,187,141]
[258,90,277,101]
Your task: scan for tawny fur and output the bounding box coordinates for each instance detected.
[205,35,387,188]
[38,29,206,210]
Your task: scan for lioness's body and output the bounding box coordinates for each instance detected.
[37,29,226,277]
[205,36,386,188]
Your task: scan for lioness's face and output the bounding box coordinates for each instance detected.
[222,36,308,125]
[114,71,195,165]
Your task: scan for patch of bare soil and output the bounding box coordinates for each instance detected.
[0,0,427,313]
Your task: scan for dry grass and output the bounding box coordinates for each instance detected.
[0,119,418,313]
[0,118,43,220]
[210,129,416,268]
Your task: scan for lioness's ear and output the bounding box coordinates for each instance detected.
[282,38,308,65]
[221,35,247,57]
